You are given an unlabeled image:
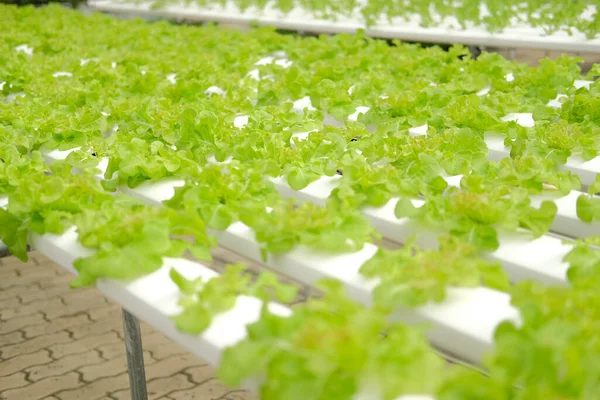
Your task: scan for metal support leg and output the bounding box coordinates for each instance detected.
[468,45,483,59]
[506,48,516,61]
[122,309,148,400]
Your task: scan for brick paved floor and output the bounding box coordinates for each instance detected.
[0,252,256,400]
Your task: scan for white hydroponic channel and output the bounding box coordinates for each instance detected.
[4,51,598,398]
[87,0,600,53]
[0,193,435,400]
[223,63,599,287]
[27,55,599,369]
[4,20,599,399]
[42,147,520,367]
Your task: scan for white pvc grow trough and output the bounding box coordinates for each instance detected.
[0,193,277,392]
[327,79,599,190]
[40,151,520,366]
[43,135,586,287]
[485,79,600,190]
[283,80,600,241]
[121,179,523,366]
[87,0,600,53]
[34,64,592,362]
[43,146,577,286]
[0,192,437,399]
[270,175,574,286]
[32,227,282,371]
[42,68,600,287]
[486,133,600,190]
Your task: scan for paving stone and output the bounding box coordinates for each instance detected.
[0,349,53,376]
[0,271,23,287]
[23,314,91,339]
[59,287,110,308]
[18,284,70,305]
[0,331,26,349]
[1,330,72,359]
[168,378,232,400]
[144,354,200,381]
[78,350,153,382]
[0,284,38,302]
[37,274,75,290]
[18,264,65,278]
[55,372,130,400]
[95,340,144,361]
[0,269,59,290]
[0,312,46,336]
[0,297,64,321]
[47,331,122,359]
[183,365,214,385]
[136,331,188,361]
[0,372,28,393]
[26,350,104,382]
[222,391,256,400]
[69,315,125,340]
[111,373,194,400]
[86,304,122,322]
[0,256,38,272]
[0,294,24,310]
[1,372,82,400]
[45,293,109,320]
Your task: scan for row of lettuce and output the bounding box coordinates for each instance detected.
[114,0,598,39]
[1,4,600,399]
[4,142,600,399]
[3,7,600,247]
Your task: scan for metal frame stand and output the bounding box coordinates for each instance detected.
[468,45,517,61]
[468,45,484,59]
[122,309,149,400]
[505,48,516,61]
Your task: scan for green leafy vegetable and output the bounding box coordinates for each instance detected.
[170,263,298,334]
[360,235,509,307]
[219,280,445,400]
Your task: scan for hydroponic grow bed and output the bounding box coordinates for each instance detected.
[87,0,600,53]
[2,5,600,399]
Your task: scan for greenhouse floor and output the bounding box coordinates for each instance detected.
[0,251,256,400]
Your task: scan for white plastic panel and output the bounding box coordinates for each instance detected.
[30,227,291,368]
